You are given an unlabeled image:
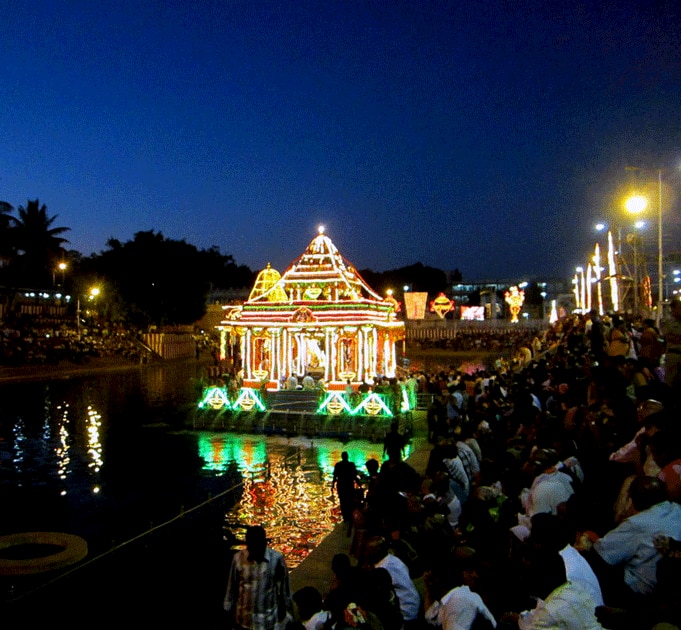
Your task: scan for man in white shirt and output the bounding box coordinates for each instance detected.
[424,551,496,630]
[365,536,421,626]
[518,550,603,629]
[529,512,604,607]
[592,476,681,599]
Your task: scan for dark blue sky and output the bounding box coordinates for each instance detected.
[2,1,680,281]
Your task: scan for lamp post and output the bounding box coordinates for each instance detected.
[58,262,67,286]
[625,168,664,326]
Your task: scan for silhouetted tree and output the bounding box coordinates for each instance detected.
[9,199,70,287]
[359,262,448,298]
[0,201,13,268]
[81,231,254,328]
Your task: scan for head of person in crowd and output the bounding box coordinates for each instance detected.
[629,475,669,513]
[636,399,664,425]
[528,512,571,554]
[424,549,466,601]
[331,552,354,580]
[245,524,268,563]
[523,549,568,602]
[364,535,391,566]
[523,447,561,480]
[365,458,379,476]
[292,586,325,623]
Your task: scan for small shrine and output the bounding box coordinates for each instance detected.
[217,227,405,391]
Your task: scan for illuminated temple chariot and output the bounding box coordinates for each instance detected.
[198,227,407,422]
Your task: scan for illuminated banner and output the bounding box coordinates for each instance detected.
[430,292,454,318]
[461,306,485,321]
[403,292,428,319]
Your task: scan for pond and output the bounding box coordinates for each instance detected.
[0,361,412,627]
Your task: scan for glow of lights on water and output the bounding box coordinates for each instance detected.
[86,405,103,474]
[198,434,268,474]
[55,402,71,481]
[197,434,389,568]
[233,456,338,565]
[315,445,385,478]
[12,419,26,470]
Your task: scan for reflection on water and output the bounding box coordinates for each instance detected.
[197,433,397,568]
[0,363,415,571]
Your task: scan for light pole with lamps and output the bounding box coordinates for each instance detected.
[625,168,664,326]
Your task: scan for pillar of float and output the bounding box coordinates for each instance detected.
[325,327,333,383]
[219,329,226,361]
[371,327,378,379]
[357,328,365,383]
[244,329,252,380]
[282,329,289,379]
[269,329,278,383]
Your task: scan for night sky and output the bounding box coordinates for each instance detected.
[2,1,681,281]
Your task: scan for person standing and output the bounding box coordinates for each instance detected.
[638,318,665,369]
[662,298,681,399]
[332,451,360,535]
[224,525,292,630]
[383,420,406,461]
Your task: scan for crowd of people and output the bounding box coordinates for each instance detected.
[222,300,681,630]
[412,327,542,354]
[0,320,149,365]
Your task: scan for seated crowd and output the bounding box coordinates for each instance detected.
[0,320,148,365]
[288,312,681,630]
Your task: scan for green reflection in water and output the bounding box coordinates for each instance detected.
[196,433,386,568]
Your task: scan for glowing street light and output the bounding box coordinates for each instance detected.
[625,168,664,326]
[52,261,68,287]
[624,195,648,215]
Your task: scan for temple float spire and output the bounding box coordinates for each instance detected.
[217,227,405,391]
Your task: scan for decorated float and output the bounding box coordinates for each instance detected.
[197,227,408,426]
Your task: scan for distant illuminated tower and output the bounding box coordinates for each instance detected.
[504,285,525,323]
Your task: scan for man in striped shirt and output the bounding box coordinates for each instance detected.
[224,525,292,630]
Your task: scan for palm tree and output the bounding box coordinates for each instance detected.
[10,199,70,287]
[0,200,13,261]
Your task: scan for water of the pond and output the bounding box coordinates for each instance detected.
[0,361,417,627]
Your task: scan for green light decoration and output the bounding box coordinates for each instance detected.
[317,391,394,416]
[400,386,411,413]
[198,386,232,410]
[317,392,354,415]
[352,392,394,416]
[232,387,267,412]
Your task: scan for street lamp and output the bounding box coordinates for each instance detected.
[625,168,664,326]
[52,261,68,288]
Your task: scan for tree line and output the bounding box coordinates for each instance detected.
[0,198,506,329]
[0,199,256,328]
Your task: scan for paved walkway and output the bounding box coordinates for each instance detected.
[290,410,432,597]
